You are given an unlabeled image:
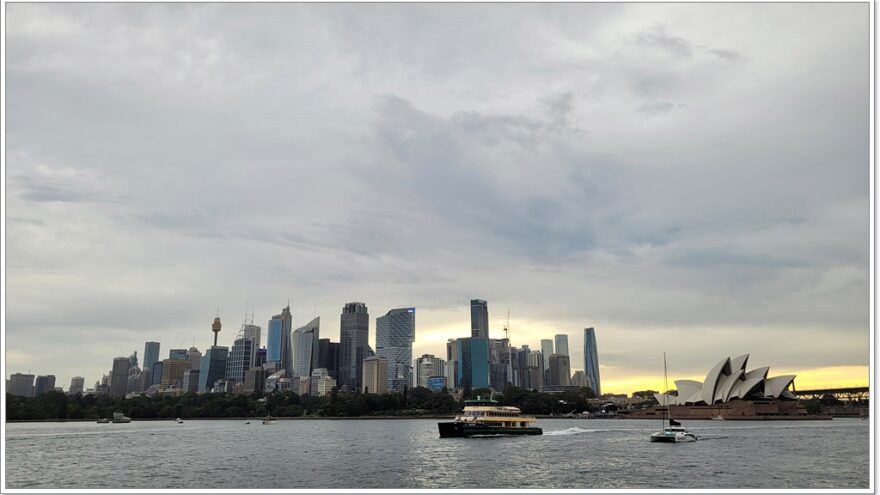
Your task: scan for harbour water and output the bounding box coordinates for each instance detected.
[4,418,869,489]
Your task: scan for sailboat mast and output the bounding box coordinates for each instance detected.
[663,352,669,428]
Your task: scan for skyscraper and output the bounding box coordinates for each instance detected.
[317,339,340,380]
[375,308,416,393]
[361,356,388,394]
[182,369,200,392]
[470,299,489,339]
[267,305,293,375]
[243,324,261,352]
[309,368,336,396]
[489,338,510,392]
[456,337,490,389]
[160,359,190,388]
[142,342,159,388]
[110,357,131,397]
[127,367,144,393]
[554,334,569,357]
[511,346,531,388]
[33,375,56,396]
[415,354,446,388]
[548,354,571,387]
[7,373,35,397]
[169,349,188,361]
[540,339,554,371]
[292,317,320,378]
[339,302,369,392]
[151,362,163,386]
[226,336,255,384]
[583,327,601,396]
[187,347,202,371]
[446,339,459,387]
[571,370,590,388]
[199,346,229,393]
[68,376,85,396]
[255,348,268,369]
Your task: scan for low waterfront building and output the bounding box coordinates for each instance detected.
[426,375,447,392]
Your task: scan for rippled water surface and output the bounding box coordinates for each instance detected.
[5,418,869,489]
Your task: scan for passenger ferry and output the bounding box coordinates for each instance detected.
[438,397,542,437]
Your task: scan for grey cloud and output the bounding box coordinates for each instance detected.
[7,216,46,226]
[709,48,743,62]
[633,23,743,63]
[636,24,694,57]
[637,102,687,116]
[13,174,118,203]
[3,3,869,390]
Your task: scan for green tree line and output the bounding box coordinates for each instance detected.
[6,385,598,421]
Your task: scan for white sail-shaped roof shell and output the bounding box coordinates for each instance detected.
[701,357,731,405]
[764,375,796,398]
[744,366,769,381]
[730,354,750,373]
[716,370,744,403]
[675,380,703,405]
[729,376,763,400]
[664,357,796,405]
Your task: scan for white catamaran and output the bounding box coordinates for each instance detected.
[650,353,697,443]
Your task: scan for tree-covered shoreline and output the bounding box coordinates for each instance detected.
[6,385,598,421]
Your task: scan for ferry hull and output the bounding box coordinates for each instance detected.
[438,422,543,438]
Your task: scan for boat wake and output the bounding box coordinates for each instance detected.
[544,427,597,436]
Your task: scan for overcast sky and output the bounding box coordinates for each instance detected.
[5,3,870,393]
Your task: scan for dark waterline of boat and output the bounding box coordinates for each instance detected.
[5,418,869,489]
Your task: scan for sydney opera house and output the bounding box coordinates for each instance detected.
[629,354,817,420]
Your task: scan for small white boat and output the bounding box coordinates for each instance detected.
[650,353,698,443]
[712,415,725,421]
[650,423,698,443]
[111,412,131,423]
[175,418,184,424]
[262,415,277,425]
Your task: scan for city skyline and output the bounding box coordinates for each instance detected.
[0,301,867,394]
[4,3,869,396]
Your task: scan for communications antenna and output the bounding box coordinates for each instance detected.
[504,309,510,341]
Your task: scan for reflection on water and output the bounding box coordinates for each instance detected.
[5,418,869,489]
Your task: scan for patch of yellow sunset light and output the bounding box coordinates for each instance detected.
[600,365,869,395]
